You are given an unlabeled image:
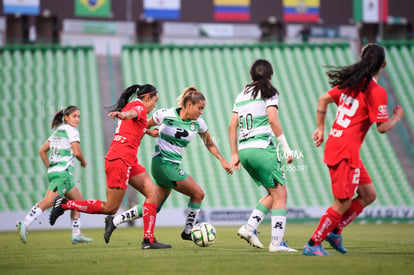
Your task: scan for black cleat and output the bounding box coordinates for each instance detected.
[104,215,116,244]
[181,230,192,241]
[49,196,67,226]
[141,239,172,249]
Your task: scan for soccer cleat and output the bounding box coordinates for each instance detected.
[49,196,68,226]
[237,225,264,249]
[302,243,332,256]
[181,230,192,241]
[326,232,348,254]
[16,221,28,244]
[104,215,116,244]
[72,234,93,244]
[141,239,172,249]
[269,241,298,252]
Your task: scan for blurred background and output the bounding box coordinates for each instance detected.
[0,0,413,230]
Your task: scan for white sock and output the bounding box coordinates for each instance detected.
[23,205,43,228]
[245,209,265,232]
[113,205,141,227]
[184,207,200,234]
[72,218,81,236]
[271,215,286,246]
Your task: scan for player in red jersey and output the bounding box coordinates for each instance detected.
[303,44,405,256]
[49,84,171,249]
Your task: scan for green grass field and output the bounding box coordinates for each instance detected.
[1,223,413,275]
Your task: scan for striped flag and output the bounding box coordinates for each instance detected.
[353,0,388,23]
[3,0,40,15]
[143,0,181,20]
[283,0,320,23]
[213,0,250,22]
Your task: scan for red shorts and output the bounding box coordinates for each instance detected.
[105,159,146,190]
[328,159,371,199]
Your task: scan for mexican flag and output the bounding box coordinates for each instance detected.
[353,0,388,23]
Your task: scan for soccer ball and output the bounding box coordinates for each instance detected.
[191,222,216,247]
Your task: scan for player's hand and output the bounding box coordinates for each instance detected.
[393,105,404,119]
[81,161,87,168]
[108,111,122,120]
[230,154,241,171]
[221,160,233,175]
[286,155,294,164]
[146,128,159,137]
[312,128,324,147]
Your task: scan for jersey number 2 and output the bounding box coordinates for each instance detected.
[336,97,359,128]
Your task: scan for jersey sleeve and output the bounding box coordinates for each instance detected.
[131,104,146,121]
[67,127,80,143]
[367,86,389,123]
[198,118,208,134]
[327,87,341,105]
[152,108,169,125]
[265,94,279,108]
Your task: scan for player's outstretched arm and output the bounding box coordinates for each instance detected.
[200,131,233,175]
[228,113,241,171]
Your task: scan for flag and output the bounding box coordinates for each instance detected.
[143,0,181,20]
[213,0,250,22]
[283,0,320,23]
[75,0,111,18]
[353,0,388,23]
[3,0,39,15]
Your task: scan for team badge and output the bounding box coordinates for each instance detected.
[378,105,388,116]
[190,122,196,131]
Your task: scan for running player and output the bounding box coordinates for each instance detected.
[49,84,171,249]
[103,87,232,243]
[229,59,297,252]
[303,44,405,256]
[16,105,92,244]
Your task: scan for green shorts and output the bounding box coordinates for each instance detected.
[151,155,188,190]
[239,144,286,188]
[47,168,76,196]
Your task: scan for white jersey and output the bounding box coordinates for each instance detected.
[232,87,279,150]
[152,107,208,163]
[47,124,80,173]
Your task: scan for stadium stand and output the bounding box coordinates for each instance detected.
[121,42,414,210]
[0,45,106,211]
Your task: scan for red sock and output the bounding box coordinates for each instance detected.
[63,200,102,214]
[311,207,342,246]
[335,199,364,234]
[142,202,157,243]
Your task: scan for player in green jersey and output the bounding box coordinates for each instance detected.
[229,59,297,252]
[16,105,92,244]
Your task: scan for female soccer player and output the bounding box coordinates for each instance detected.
[104,87,232,242]
[16,105,92,244]
[229,59,297,252]
[303,44,405,256]
[49,84,171,249]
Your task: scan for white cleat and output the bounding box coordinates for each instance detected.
[269,241,298,252]
[237,225,263,249]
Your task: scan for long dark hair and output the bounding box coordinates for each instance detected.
[51,105,79,129]
[246,59,279,100]
[110,84,157,112]
[326,43,385,94]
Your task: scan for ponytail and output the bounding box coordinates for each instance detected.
[51,105,79,129]
[177,86,205,108]
[110,84,157,112]
[326,43,385,94]
[247,59,279,100]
